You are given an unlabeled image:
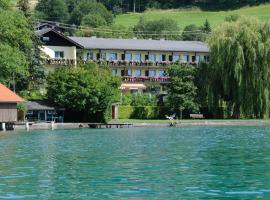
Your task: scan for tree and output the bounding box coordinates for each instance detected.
[207,16,270,118]
[133,17,181,40]
[36,0,69,22]
[17,0,30,17]
[182,24,203,41]
[47,63,121,122]
[0,11,33,51]
[203,19,211,33]
[167,64,199,119]
[81,14,107,28]
[0,44,28,86]
[0,0,10,10]
[0,10,46,92]
[69,0,113,25]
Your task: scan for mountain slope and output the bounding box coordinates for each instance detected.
[115,4,270,29]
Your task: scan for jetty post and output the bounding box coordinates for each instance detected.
[25,122,30,131]
[1,123,6,131]
[51,121,56,130]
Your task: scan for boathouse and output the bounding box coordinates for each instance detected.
[0,83,23,123]
[26,100,65,122]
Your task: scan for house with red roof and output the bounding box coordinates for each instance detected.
[0,83,23,123]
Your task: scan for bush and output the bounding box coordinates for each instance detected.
[119,106,134,119]
[119,106,169,119]
[131,106,157,119]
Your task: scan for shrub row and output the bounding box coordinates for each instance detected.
[118,106,169,119]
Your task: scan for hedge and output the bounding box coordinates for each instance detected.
[118,106,169,119]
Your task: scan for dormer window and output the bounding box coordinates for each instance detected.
[42,37,50,42]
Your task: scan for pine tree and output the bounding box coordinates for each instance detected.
[203,19,211,33]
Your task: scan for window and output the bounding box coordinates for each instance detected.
[156,54,162,62]
[149,70,156,76]
[101,53,106,59]
[135,70,141,76]
[127,69,132,76]
[108,53,117,60]
[145,55,149,60]
[204,56,210,62]
[125,53,132,61]
[48,110,56,115]
[182,55,189,62]
[134,54,141,61]
[158,70,165,77]
[27,110,33,115]
[149,54,156,62]
[196,55,200,62]
[162,54,166,61]
[112,69,118,75]
[55,51,64,58]
[86,52,94,60]
[42,37,50,42]
[173,54,180,62]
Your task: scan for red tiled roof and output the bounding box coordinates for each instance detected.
[0,83,23,103]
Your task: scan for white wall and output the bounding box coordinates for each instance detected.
[41,46,77,60]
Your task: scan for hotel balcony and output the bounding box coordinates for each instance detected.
[122,76,171,83]
[80,60,202,67]
[45,58,76,66]
[44,58,206,67]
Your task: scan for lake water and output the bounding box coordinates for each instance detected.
[1,127,270,199]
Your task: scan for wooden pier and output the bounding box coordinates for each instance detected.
[8,122,134,131]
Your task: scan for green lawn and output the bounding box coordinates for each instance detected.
[115,4,270,29]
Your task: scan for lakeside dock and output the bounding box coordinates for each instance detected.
[9,122,134,131]
[1,120,270,132]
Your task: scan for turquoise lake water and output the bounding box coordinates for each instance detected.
[1,127,270,199]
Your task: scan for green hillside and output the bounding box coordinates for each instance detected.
[115,4,270,29]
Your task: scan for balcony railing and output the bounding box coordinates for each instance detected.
[80,60,201,67]
[122,76,171,83]
[45,58,206,66]
[45,58,76,66]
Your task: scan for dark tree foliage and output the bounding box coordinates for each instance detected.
[182,24,204,41]
[0,0,10,10]
[133,17,181,40]
[69,0,113,25]
[167,64,199,118]
[17,0,30,17]
[36,0,113,26]
[36,0,69,22]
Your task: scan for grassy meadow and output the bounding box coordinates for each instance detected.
[115,4,270,29]
[11,1,270,29]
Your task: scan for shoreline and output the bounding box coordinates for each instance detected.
[3,120,270,131]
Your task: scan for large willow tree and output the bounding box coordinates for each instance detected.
[207,17,270,118]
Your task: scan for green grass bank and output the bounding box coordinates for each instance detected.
[115,4,270,29]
